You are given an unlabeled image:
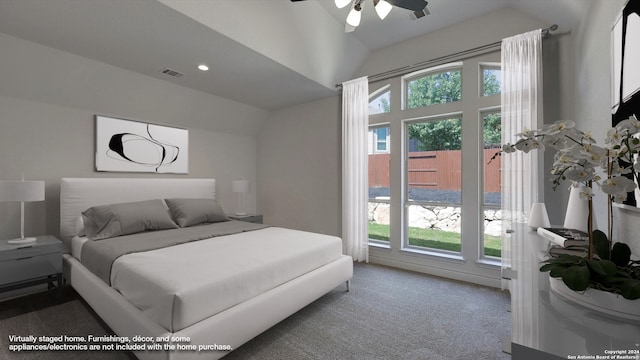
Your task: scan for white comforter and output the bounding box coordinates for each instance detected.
[105,227,342,332]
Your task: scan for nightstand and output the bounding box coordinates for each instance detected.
[0,235,63,302]
[228,214,263,224]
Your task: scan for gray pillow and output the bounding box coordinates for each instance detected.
[82,199,179,240]
[165,198,229,227]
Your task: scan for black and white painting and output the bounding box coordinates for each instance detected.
[612,0,640,125]
[95,115,188,174]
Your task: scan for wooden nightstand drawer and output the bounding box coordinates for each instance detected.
[0,252,62,286]
[0,243,61,262]
[0,236,63,292]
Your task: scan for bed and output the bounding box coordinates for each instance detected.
[60,177,353,360]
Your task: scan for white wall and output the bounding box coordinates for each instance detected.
[573,0,627,231]
[257,95,341,236]
[0,32,268,241]
[357,7,547,78]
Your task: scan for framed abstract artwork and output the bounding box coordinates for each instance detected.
[612,0,640,126]
[95,115,188,174]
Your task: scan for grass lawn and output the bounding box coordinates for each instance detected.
[369,222,502,257]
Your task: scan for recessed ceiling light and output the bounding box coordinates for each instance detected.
[198,64,209,71]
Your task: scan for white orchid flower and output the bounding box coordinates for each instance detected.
[542,120,576,135]
[514,139,544,153]
[502,144,516,153]
[605,128,621,145]
[610,161,632,176]
[611,191,629,203]
[579,143,607,166]
[515,128,536,139]
[565,167,595,182]
[615,115,640,134]
[600,176,637,196]
[578,186,594,200]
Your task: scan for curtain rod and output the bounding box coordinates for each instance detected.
[335,24,560,88]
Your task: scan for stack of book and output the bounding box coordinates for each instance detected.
[536,227,589,257]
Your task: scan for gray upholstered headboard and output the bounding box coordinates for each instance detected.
[59,178,216,247]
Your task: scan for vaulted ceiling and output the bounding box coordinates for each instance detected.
[0,0,590,110]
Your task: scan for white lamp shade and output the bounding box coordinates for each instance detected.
[375,0,392,20]
[346,7,362,27]
[564,185,589,232]
[0,181,45,202]
[335,0,351,9]
[528,202,550,230]
[232,180,249,193]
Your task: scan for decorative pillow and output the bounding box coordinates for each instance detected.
[82,199,178,240]
[165,198,229,227]
[75,216,86,237]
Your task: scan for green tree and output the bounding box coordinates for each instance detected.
[409,118,461,151]
[379,96,390,113]
[483,113,501,149]
[407,71,461,109]
[407,68,502,151]
[407,70,462,151]
[483,69,501,96]
[482,70,501,148]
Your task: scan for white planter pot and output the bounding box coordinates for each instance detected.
[550,277,640,322]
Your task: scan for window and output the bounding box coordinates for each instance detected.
[368,125,391,245]
[368,126,390,154]
[366,52,502,284]
[405,117,462,252]
[481,65,502,96]
[406,67,462,109]
[369,88,391,115]
[375,127,389,152]
[482,110,502,257]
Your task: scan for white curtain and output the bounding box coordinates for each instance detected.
[342,76,369,262]
[500,30,543,288]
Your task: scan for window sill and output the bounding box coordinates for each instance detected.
[368,242,390,249]
[399,247,466,264]
[476,258,501,268]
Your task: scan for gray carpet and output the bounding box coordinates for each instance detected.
[0,263,511,360]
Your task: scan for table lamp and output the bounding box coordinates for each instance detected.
[528,202,550,230]
[0,178,45,244]
[231,179,249,216]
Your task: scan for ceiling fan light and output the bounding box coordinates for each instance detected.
[346,7,361,27]
[335,0,351,9]
[375,0,392,20]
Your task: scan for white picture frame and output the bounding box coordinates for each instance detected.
[95,115,188,174]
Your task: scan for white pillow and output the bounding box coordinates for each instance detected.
[75,216,86,237]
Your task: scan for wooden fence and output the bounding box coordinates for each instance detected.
[368,149,501,192]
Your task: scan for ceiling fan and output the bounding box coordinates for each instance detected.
[291,0,430,32]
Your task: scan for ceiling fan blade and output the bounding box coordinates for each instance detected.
[387,0,427,12]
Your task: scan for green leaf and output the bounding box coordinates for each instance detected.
[562,265,590,291]
[539,263,555,272]
[620,279,640,300]
[592,230,610,260]
[585,259,618,277]
[611,243,632,267]
[549,266,568,278]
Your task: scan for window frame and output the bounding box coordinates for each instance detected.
[369,84,392,115]
[402,112,464,256]
[368,123,392,248]
[402,62,464,111]
[479,106,502,261]
[479,62,502,98]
